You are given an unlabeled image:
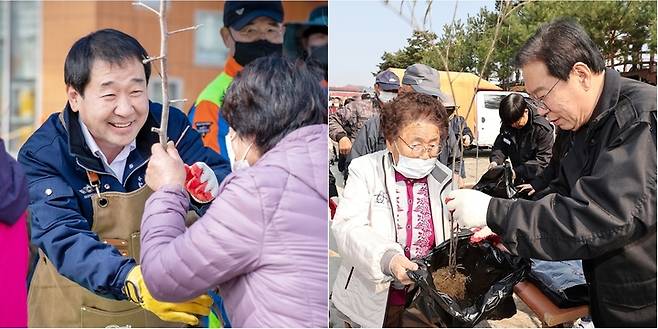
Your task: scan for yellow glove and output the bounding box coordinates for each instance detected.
[122,265,212,325]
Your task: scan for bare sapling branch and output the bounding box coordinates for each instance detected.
[158,0,170,148]
[169,24,202,35]
[132,2,161,17]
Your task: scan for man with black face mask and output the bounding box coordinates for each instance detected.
[189,1,284,155]
[301,6,328,81]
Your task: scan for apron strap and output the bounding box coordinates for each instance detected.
[86,170,108,208]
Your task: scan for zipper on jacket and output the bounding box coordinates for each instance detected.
[344,267,354,290]
[439,178,452,241]
[381,155,399,243]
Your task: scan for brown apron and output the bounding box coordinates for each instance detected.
[28,171,185,327]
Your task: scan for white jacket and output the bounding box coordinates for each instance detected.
[331,150,454,327]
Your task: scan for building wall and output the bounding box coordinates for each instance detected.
[41,1,325,121]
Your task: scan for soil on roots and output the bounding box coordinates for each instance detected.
[432,266,468,303]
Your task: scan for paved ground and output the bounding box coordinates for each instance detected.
[328,149,543,328]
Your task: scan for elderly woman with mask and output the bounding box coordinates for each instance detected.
[137,56,328,327]
[332,93,454,328]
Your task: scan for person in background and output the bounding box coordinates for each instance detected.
[0,138,29,327]
[349,64,464,187]
[19,29,228,327]
[488,93,554,185]
[189,1,284,156]
[447,18,656,327]
[329,97,342,114]
[516,128,569,198]
[445,102,474,179]
[139,56,328,328]
[300,5,328,81]
[329,70,400,179]
[332,93,454,327]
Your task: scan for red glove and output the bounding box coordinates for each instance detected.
[184,162,219,203]
[469,226,502,245]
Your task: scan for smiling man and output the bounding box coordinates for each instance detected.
[18,29,231,327]
[446,19,656,327]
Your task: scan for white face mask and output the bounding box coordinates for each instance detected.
[224,133,236,168]
[226,130,253,172]
[233,143,253,171]
[378,91,397,104]
[392,142,437,179]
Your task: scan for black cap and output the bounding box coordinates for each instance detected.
[375,70,400,92]
[223,1,284,30]
[301,5,328,38]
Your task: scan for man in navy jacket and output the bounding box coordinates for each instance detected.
[19,29,230,326]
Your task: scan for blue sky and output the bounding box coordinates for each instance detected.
[329,0,494,87]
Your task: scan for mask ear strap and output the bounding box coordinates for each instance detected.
[242,143,254,161]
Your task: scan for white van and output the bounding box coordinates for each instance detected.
[474,90,529,147]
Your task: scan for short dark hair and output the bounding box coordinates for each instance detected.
[515,18,605,80]
[64,29,151,96]
[222,55,327,154]
[499,93,528,125]
[380,92,449,144]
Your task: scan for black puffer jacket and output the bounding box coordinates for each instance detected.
[490,108,554,184]
[488,69,656,327]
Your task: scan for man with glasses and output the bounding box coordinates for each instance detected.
[189,1,284,155]
[447,18,656,327]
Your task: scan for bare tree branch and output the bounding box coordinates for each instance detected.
[158,0,170,147]
[132,2,161,17]
[423,0,433,31]
[142,55,165,64]
[169,24,202,35]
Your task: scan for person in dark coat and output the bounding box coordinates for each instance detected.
[446,104,473,179]
[489,93,554,185]
[516,128,569,199]
[447,18,656,327]
[0,138,28,225]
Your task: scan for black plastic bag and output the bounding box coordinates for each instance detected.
[527,259,589,308]
[407,232,530,327]
[473,162,517,199]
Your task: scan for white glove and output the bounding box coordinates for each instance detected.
[472,226,494,240]
[184,162,219,203]
[446,189,492,228]
[462,135,471,146]
[488,161,498,170]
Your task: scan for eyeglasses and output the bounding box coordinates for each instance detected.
[397,136,442,156]
[527,79,560,111]
[230,25,283,43]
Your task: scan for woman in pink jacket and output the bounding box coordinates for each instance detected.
[0,138,29,327]
[139,56,328,327]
